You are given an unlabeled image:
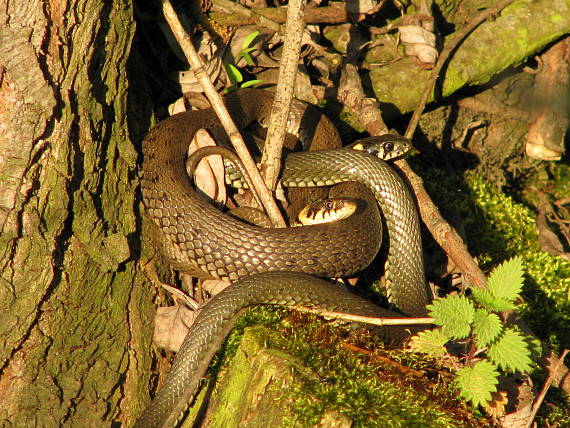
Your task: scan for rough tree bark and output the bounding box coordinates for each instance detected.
[0,0,154,425]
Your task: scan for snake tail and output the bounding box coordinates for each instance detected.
[133,272,405,428]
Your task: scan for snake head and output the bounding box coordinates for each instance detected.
[348,134,412,161]
[295,198,358,226]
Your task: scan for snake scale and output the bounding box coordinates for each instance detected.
[136,89,430,427]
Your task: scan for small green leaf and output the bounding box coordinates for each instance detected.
[409,328,449,356]
[472,309,502,347]
[224,63,243,85]
[488,256,524,303]
[487,328,533,372]
[456,360,499,407]
[240,79,263,88]
[427,295,475,339]
[471,287,516,312]
[242,53,253,66]
[241,47,256,55]
[242,30,260,50]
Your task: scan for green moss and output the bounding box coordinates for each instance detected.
[274,326,462,427]
[366,0,570,115]
[202,307,486,427]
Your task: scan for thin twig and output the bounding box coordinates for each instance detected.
[291,306,434,327]
[260,0,308,190]
[338,64,389,136]
[341,343,425,377]
[525,349,569,428]
[404,0,516,140]
[161,0,286,227]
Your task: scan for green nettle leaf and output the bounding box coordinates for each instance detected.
[487,328,533,372]
[409,328,449,356]
[427,295,475,339]
[456,360,499,407]
[488,256,524,303]
[472,309,503,347]
[471,287,516,312]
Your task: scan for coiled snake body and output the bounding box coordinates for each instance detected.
[137,89,429,427]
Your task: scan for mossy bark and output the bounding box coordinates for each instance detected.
[0,0,155,425]
[184,330,318,428]
[182,326,478,427]
[363,0,570,117]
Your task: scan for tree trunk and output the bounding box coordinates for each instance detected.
[0,1,155,425]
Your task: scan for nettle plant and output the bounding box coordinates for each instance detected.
[410,257,539,407]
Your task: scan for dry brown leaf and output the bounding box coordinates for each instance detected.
[153,304,198,352]
[202,278,232,296]
[188,128,226,205]
[484,390,508,419]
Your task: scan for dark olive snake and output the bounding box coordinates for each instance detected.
[135,89,430,427]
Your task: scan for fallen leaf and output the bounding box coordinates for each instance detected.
[153,304,198,352]
[188,128,226,205]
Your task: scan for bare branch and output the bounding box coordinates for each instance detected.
[161,0,286,227]
[259,0,307,190]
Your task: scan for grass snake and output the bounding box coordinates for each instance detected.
[136,89,430,427]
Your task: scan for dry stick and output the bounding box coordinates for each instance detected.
[161,0,286,228]
[291,305,434,327]
[525,349,569,428]
[338,64,389,136]
[211,1,361,26]
[260,0,308,190]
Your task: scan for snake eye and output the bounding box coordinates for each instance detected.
[383,142,394,153]
[324,200,334,210]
